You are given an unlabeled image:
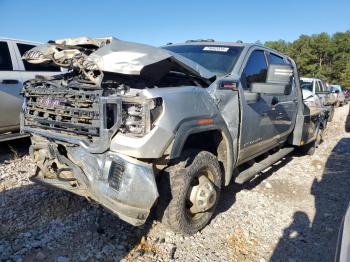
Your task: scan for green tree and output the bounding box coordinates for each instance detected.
[265,40,290,54]
[309,32,332,79]
[330,31,350,86]
[264,30,350,87]
[340,62,350,88]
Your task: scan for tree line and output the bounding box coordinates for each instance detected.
[264,30,350,88]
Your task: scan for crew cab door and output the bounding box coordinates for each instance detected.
[0,40,22,131]
[315,79,333,106]
[314,80,325,105]
[266,52,297,136]
[238,49,277,162]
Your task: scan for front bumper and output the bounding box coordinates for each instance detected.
[29,136,158,226]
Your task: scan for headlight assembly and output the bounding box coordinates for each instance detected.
[120,97,163,137]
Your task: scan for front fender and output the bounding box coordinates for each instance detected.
[169,116,235,186]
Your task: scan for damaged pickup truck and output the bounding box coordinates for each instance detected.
[21,37,321,235]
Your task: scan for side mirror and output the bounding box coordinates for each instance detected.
[250,64,293,95]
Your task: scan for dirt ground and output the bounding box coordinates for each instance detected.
[1,105,350,262]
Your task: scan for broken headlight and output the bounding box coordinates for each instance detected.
[120,97,163,137]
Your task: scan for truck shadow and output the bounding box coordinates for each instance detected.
[270,138,350,262]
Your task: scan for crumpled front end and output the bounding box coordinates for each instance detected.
[21,78,160,225]
[20,36,216,226]
[29,135,158,226]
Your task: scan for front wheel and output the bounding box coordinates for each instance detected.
[161,151,222,235]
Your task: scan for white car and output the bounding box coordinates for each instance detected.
[0,37,62,141]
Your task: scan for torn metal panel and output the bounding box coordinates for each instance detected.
[22,37,215,85]
[54,36,114,47]
[90,40,172,75]
[29,136,158,226]
[302,89,324,116]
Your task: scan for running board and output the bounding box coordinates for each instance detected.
[235,147,294,184]
[0,133,29,142]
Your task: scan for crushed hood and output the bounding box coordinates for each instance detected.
[22,36,215,85]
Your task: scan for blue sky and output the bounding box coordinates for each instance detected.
[1,0,349,46]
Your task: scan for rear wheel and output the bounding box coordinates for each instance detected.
[328,105,335,122]
[299,128,322,155]
[160,151,222,235]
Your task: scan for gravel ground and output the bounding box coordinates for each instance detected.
[1,105,350,262]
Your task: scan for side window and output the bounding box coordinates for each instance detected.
[320,80,327,92]
[318,81,324,92]
[315,81,322,93]
[268,53,285,64]
[16,43,60,72]
[0,41,13,71]
[243,50,268,89]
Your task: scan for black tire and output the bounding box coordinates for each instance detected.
[301,142,316,155]
[298,128,321,156]
[160,151,222,235]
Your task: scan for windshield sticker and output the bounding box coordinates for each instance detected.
[203,46,229,52]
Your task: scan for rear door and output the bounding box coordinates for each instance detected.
[0,40,22,131]
[320,80,336,105]
[315,80,326,106]
[267,52,297,136]
[238,49,277,161]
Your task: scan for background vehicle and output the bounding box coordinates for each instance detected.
[330,84,346,106]
[21,37,323,235]
[0,37,61,142]
[302,89,327,154]
[344,89,350,102]
[300,77,337,121]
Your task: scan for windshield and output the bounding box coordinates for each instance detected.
[162,45,243,76]
[300,80,313,91]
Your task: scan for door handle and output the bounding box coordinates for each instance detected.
[1,79,19,84]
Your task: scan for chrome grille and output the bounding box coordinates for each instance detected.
[23,85,103,138]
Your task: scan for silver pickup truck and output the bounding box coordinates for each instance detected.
[300,77,337,121]
[21,37,323,235]
[0,38,61,142]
